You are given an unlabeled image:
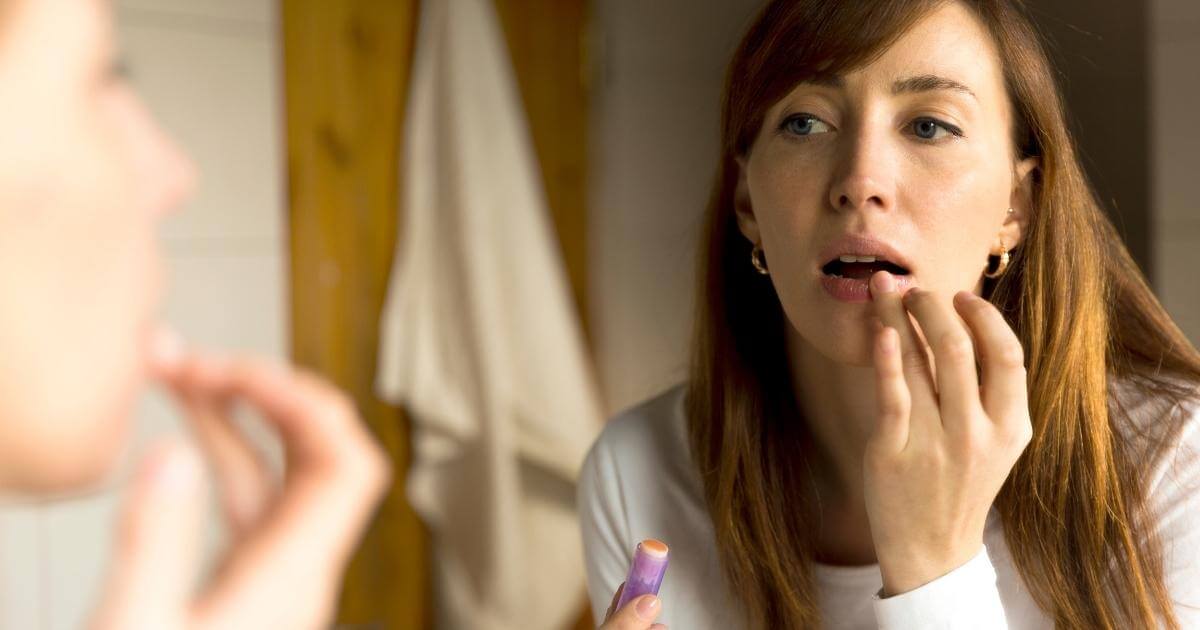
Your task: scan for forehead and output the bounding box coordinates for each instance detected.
[844,2,1005,100]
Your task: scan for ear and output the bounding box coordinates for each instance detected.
[999,156,1039,252]
[733,155,760,245]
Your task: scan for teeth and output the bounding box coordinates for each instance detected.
[838,254,878,263]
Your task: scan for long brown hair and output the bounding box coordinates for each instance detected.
[686,1,1200,628]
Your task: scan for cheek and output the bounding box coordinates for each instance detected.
[0,117,156,489]
[747,145,832,237]
[903,151,1011,290]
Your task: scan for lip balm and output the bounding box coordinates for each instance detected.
[615,538,670,610]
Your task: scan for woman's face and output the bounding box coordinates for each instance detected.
[0,0,194,490]
[737,2,1036,367]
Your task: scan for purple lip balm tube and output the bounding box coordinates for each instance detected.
[615,538,670,610]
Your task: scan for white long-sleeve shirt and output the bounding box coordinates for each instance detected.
[578,384,1200,629]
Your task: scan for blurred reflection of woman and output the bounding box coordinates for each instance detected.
[0,1,392,627]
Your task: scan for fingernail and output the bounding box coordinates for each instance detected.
[871,271,896,295]
[148,324,186,371]
[956,290,981,303]
[636,596,661,619]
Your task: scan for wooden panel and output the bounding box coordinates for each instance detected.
[281,1,427,628]
[495,0,593,336]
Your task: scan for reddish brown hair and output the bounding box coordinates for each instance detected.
[687,1,1200,628]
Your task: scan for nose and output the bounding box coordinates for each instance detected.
[827,124,895,213]
[158,138,198,218]
[149,128,198,218]
[126,92,197,218]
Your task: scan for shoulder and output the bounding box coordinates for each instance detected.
[1110,376,1200,499]
[579,383,692,496]
[576,383,696,570]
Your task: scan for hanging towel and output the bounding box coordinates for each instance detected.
[376,0,604,628]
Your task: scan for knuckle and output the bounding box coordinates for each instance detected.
[323,390,359,420]
[900,345,927,368]
[922,447,949,472]
[966,295,996,317]
[336,433,391,492]
[937,332,975,364]
[992,338,1026,369]
[363,444,394,494]
[1004,419,1034,451]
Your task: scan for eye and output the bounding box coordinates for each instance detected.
[909,117,962,141]
[780,113,833,137]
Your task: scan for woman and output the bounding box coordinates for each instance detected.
[580,1,1200,629]
[0,0,393,626]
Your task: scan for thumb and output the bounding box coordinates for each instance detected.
[599,595,663,630]
[91,440,206,630]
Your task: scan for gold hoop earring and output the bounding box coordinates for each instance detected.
[985,240,1011,279]
[750,244,770,275]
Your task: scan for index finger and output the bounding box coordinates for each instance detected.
[870,271,938,418]
[191,360,390,627]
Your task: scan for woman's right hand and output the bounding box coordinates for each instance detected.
[90,330,391,629]
[599,583,666,630]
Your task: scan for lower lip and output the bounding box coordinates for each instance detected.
[819,273,915,303]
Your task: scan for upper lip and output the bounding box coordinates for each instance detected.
[817,234,914,273]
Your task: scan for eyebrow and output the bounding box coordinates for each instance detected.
[803,74,978,100]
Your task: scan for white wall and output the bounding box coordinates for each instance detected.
[0,2,285,628]
[1153,0,1200,345]
[589,0,764,414]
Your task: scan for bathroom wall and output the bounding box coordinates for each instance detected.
[1153,0,1200,344]
[589,0,763,413]
[0,1,285,628]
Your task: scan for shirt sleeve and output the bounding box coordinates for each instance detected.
[577,436,633,625]
[1145,404,1200,625]
[872,545,1009,630]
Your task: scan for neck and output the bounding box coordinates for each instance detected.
[786,326,877,517]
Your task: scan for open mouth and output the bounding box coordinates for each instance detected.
[821,255,911,280]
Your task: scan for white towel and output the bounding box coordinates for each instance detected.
[376,0,604,628]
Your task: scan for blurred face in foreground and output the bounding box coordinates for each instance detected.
[0,0,195,490]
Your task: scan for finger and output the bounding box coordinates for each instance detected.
[870,325,910,454]
[166,354,274,536]
[870,271,938,416]
[605,583,626,621]
[191,361,389,628]
[901,289,982,426]
[91,441,206,630]
[953,292,1029,421]
[599,595,662,630]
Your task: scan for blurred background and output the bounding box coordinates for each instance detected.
[0,0,1196,628]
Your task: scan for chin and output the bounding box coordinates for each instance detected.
[16,408,131,495]
[787,302,878,368]
[0,376,138,495]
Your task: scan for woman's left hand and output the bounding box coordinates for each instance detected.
[864,270,1033,596]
